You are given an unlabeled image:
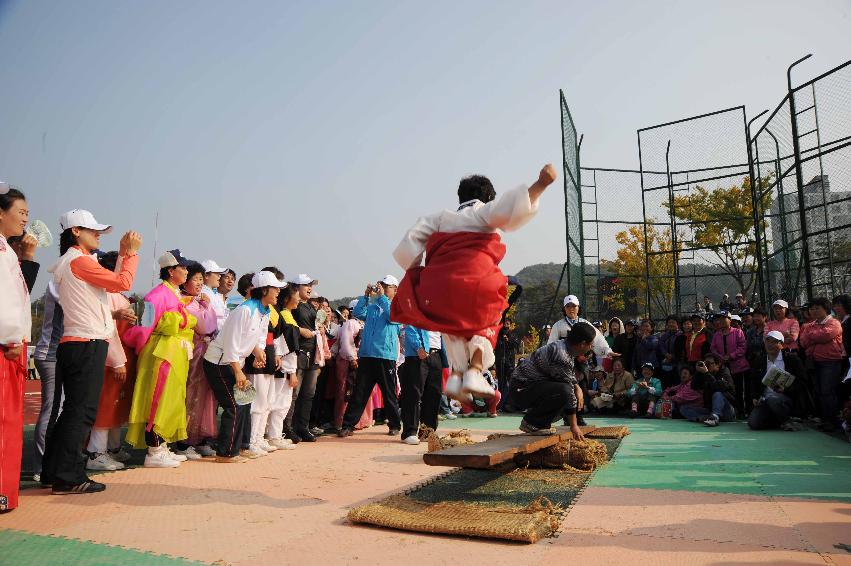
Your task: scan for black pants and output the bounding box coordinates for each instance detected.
[747,394,793,430]
[203,360,249,457]
[510,380,571,429]
[42,340,108,485]
[342,357,401,431]
[289,361,321,433]
[399,353,442,438]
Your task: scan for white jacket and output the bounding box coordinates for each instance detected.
[0,236,31,345]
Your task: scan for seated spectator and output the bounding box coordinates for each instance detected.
[628,362,662,418]
[679,355,737,426]
[589,359,633,413]
[748,330,808,431]
[662,366,704,418]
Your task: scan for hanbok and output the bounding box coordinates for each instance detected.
[183,296,218,445]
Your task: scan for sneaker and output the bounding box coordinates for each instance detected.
[309,427,325,437]
[267,437,294,449]
[488,412,498,418]
[32,473,41,484]
[144,447,180,468]
[295,429,317,442]
[166,448,188,462]
[86,453,119,471]
[402,435,420,445]
[703,415,719,427]
[195,444,217,458]
[519,419,556,436]
[443,412,457,420]
[215,455,247,463]
[244,445,268,458]
[437,414,446,421]
[175,446,203,461]
[387,428,401,436]
[52,479,106,495]
[461,368,495,398]
[258,439,278,453]
[108,448,132,463]
[445,374,463,398]
[337,427,354,438]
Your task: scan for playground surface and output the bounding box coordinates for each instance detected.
[2,415,850,565]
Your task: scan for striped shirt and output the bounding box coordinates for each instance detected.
[510,339,579,414]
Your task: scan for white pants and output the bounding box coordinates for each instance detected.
[442,334,495,375]
[251,374,295,443]
[87,428,122,454]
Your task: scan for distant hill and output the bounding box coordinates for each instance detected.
[512,262,565,287]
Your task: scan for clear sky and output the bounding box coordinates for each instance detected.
[2,0,850,300]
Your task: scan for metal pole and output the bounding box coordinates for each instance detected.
[666,140,680,316]
[766,128,793,299]
[559,90,572,295]
[576,133,585,305]
[787,54,814,299]
[638,131,652,318]
[810,82,835,296]
[746,108,769,305]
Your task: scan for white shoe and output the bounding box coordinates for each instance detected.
[402,435,420,445]
[144,446,180,468]
[245,445,268,458]
[175,446,203,461]
[445,374,474,404]
[268,437,296,450]
[194,444,216,457]
[461,368,495,398]
[108,448,131,463]
[443,412,457,420]
[87,453,119,471]
[166,447,188,462]
[103,452,126,470]
[258,439,278,453]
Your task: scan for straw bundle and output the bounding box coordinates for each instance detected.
[585,425,630,439]
[516,439,609,471]
[347,495,559,543]
[426,429,476,452]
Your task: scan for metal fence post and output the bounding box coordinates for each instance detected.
[787,54,814,300]
[746,109,769,305]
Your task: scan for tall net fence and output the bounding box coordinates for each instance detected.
[638,107,755,321]
[580,168,646,322]
[559,90,584,309]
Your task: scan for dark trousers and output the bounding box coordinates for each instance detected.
[748,394,793,430]
[399,353,442,438]
[290,363,321,433]
[342,357,401,430]
[812,360,843,422]
[42,340,108,485]
[510,380,571,429]
[203,360,249,457]
[731,371,749,416]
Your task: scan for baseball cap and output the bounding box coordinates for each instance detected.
[200,259,227,274]
[0,181,15,195]
[740,307,753,315]
[625,319,637,326]
[348,299,359,309]
[765,330,785,342]
[251,271,287,289]
[773,299,789,309]
[158,249,191,268]
[718,311,731,319]
[730,314,742,322]
[380,274,400,286]
[592,320,602,327]
[689,313,704,320]
[292,273,318,286]
[641,362,655,370]
[59,209,112,233]
[563,294,580,306]
[735,293,743,298]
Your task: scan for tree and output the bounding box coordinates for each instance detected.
[601,223,678,318]
[665,176,772,298]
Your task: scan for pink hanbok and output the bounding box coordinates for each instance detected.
[183,296,218,445]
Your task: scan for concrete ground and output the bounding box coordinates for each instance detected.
[2,415,850,565]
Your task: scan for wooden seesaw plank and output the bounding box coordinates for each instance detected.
[423,426,596,469]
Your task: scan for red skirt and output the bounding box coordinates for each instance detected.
[0,346,26,511]
[391,231,508,348]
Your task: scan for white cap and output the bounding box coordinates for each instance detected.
[348,299,359,309]
[292,273,318,286]
[380,274,400,286]
[0,181,12,195]
[772,299,789,309]
[563,294,580,306]
[730,314,742,322]
[765,330,785,342]
[735,293,743,298]
[157,249,189,269]
[251,271,287,288]
[200,259,226,274]
[59,209,112,233]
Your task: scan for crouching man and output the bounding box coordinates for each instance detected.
[508,322,595,438]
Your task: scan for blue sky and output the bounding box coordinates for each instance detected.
[2,0,850,300]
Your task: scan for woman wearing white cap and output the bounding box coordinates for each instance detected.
[42,210,141,494]
[766,299,800,352]
[547,295,615,360]
[203,271,284,462]
[392,165,558,400]
[0,184,32,510]
[200,259,228,331]
[330,299,363,432]
[123,249,198,468]
[286,273,323,442]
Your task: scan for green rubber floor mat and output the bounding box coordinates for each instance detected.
[0,529,205,565]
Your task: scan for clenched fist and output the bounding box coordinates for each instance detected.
[119,231,143,255]
[538,163,558,187]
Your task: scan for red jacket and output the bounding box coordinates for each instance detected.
[391,231,508,348]
[799,316,844,362]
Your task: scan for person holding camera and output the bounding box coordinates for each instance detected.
[338,276,403,438]
[680,354,737,427]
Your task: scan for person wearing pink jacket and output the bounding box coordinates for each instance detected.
[710,312,749,416]
[799,297,845,429]
[766,299,800,352]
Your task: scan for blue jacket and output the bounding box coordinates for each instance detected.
[403,325,440,358]
[354,294,401,361]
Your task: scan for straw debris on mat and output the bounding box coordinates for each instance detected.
[515,438,609,471]
[585,425,630,439]
[426,429,475,452]
[347,494,559,543]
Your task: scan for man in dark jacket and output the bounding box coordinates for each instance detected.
[748,331,809,430]
[613,319,638,372]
